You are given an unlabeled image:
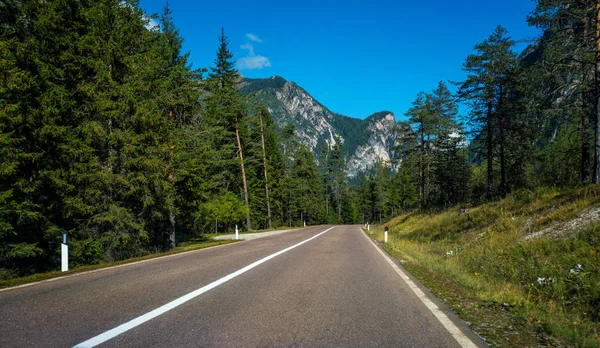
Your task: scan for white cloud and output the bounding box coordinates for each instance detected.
[238,56,271,70]
[245,33,262,43]
[237,37,271,70]
[241,43,255,55]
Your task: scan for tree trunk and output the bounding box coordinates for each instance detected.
[258,112,272,228]
[583,12,592,184]
[420,133,425,206]
[168,109,175,248]
[498,87,507,198]
[499,127,507,197]
[338,193,342,219]
[235,120,251,231]
[583,95,592,184]
[424,134,431,199]
[486,100,494,199]
[169,206,176,247]
[594,0,600,184]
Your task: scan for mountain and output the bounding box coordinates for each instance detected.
[239,76,399,177]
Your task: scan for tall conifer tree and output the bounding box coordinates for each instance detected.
[205,29,252,231]
[457,25,517,199]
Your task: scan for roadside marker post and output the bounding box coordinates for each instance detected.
[303,220,306,227]
[235,225,239,240]
[367,223,370,231]
[61,232,68,272]
[384,226,388,243]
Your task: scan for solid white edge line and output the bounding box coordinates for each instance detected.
[360,228,479,348]
[72,226,336,348]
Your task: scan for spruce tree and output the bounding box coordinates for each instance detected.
[257,105,273,229]
[395,166,418,209]
[205,29,252,231]
[327,138,346,221]
[290,146,325,225]
[0,0,203,273]
[373,161,392,222]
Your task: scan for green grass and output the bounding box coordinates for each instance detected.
[0,239,238,290]
[368,185,600,347]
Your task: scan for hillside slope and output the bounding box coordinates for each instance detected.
[367,186,600,347]
[239,76,401,176]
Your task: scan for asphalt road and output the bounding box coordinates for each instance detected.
[0,225,486,347]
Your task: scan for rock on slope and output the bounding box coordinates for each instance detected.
[239,76,400,177]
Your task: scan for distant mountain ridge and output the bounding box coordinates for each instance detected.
[239,76,399,177]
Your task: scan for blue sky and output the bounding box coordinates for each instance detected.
[140,0,541,121]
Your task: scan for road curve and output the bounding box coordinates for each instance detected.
[0,225,486,347]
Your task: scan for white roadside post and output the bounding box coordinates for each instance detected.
[235,225,239,240]
[367,223,370,231]
[61,232,68,272]
[384,226,388,243]
[303,220,306,227]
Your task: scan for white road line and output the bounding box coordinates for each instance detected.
[73,226,336,348]
[361,229,479,348]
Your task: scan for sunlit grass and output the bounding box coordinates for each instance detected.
[367,185,600,347]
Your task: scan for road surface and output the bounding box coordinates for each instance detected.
[0,225,486,347]
[213,228,298,241]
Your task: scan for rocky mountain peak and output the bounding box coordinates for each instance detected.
[239,77,401,177]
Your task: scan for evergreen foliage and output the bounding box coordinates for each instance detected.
[3,0,600,280]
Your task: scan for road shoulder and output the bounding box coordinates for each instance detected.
[360,227,487,348]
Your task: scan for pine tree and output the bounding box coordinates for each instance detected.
[327,138,346,221]
[405,92,433,206]
[373,161,391,222]
[257,105,273,229]
[395,166,418,209]
[290,146,324,225]
[0,0,202,272]
[595,0,600,184]
[432,130,471,207]
[356,175,374,224]
[341,188,360,224]
[457,25,517,199]
[318,145,331,219]
[205,29,252,231]
[244,102,283,229]
[528,1,597,184]
[279,124,299,226]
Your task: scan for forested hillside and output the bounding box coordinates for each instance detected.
[2,0,600,284]
[363,3,600,216]
[0,0,366,278]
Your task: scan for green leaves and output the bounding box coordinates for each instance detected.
[196,192,247,232]
[5,243,43,260]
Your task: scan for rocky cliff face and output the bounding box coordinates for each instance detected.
[239,76,400,177]
[273,78,340,150]
[348,112,397,175]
